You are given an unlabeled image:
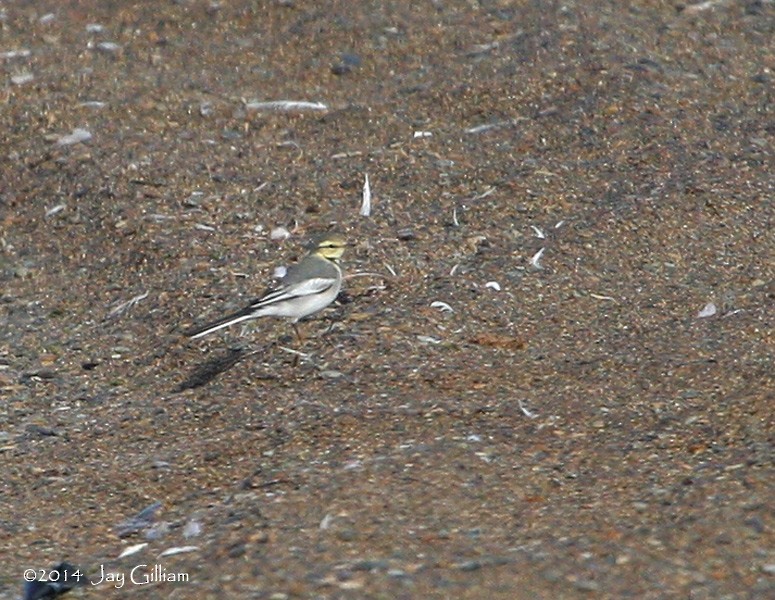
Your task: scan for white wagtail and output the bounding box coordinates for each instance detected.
[186,233,347,340]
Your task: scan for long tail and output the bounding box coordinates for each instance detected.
[185,306,258,339]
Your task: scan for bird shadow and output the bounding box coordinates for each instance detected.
[173,346,247,392]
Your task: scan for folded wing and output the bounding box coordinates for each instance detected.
[252,277,337,308]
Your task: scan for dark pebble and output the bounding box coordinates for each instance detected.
[26,425,58,437]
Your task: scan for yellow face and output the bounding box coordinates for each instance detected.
[313,233,348,260]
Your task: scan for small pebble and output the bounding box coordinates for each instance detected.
[336,529,357,541]
[145,521,170,540]
[11,73,34,85]
[26,424,58,436]
[456,560,483,571]
[183,519,203,538]
[696,302,716,318]
[57,128,92,146]
[319,370,343,379]
[387,569,408,578]
[270,226,291,241]
[0,49,31,59]
[331,52,361,75]
[96,42,121,53]
[351,559,390,571]
[574,579,600,592]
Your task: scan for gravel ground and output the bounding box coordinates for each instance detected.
[1,1,772,598]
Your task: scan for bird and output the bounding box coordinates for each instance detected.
[186,233,348,340]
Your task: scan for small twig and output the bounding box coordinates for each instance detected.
[245,100,328,112]
[344,271,390,280]
[45,204,66,217]
[330,151,364,159]
[129,179,167,187]
[589,293,616,301]
[471,187,496,200]
[530,248,545,269]
[107,291,149,318]
[277,346,310,358]
[518,399,538,419]
[431,301,454,312]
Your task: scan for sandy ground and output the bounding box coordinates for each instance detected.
[1,0,772,598]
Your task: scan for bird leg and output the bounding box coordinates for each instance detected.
[292,323,304,344]
[291,323,303,367]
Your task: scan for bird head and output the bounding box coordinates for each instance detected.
[312,233,348,261]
